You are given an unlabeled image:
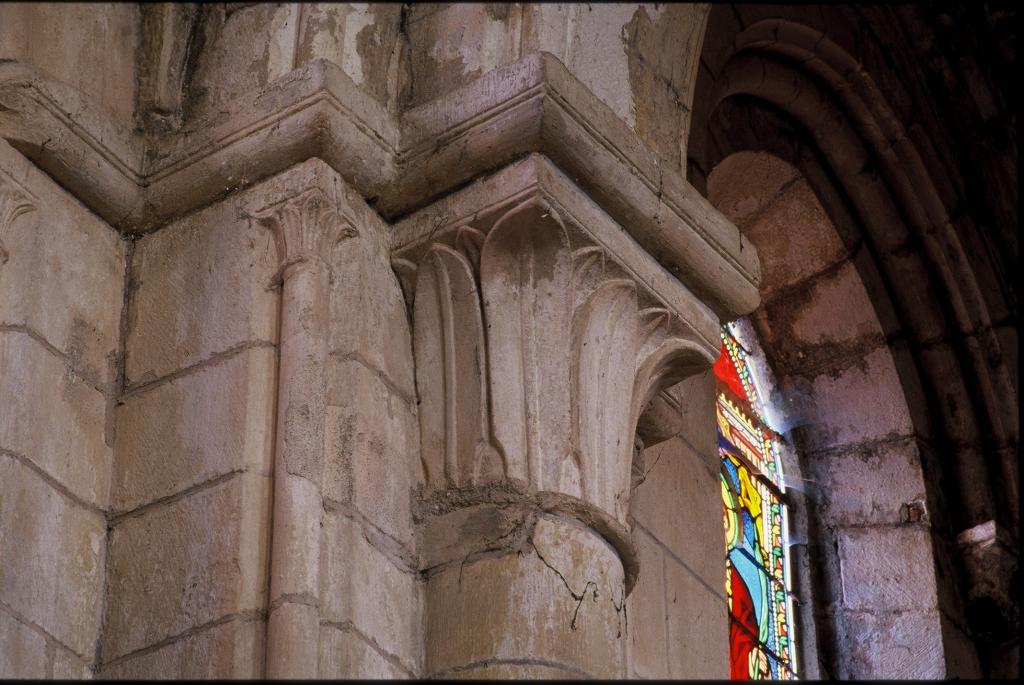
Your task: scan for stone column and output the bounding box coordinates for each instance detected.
[393,158,723,678]
[255,189,356,678]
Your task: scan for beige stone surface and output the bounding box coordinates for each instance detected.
[113,346,276,512]
[0,612,47,678]
[126,199,278,385]
[816,437,928,526]
[320,513,421,674]
[319,626,412,679]
[424,516,624,677]
[324,358,417,546]
[0,333,112,508]
[837,525,939,612]
[329,220,415,401]
[52,647,93,679]
[664,556,729,678]
[455,662,587,679]
[838,608,945,679]
[0,458,105,658]
[631,437,725,589]
[102,473,270,661]
[0,143,125,386]
[101,618,263,679]
[625,527,668,679]
[0,4,139,123]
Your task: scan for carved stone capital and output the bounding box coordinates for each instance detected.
[254,187,357,280]
[393,155,720,529]
[0,174,39,266]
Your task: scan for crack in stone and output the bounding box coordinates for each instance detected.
[530,540,599,631]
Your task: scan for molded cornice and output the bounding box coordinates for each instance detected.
[0,53,759,318]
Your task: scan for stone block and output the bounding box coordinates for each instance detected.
[630,437,725,589]
[939,611,982,679]
[185,3,298,122]
[102,473,271,661]
[321,513,421,674]
[838,608,945,679]
[785,260,883,349]
[837,525,938,612]
[100,618,263,679]
[459,662,586,679]
[424,516,624,677]
[0,163,124,386]
[670,369,718,469]
[625,527,668,679]
[319,626,411,679]
[113,346,276,512]
[0,613,47,678]
[815,437,928,526]
[0,332,112,508]
[126,199,278,385]
[707,151,801,229]
[0,458,105,657]
[664,556,729,678]
[792,346,915,450]
[329,227,416,400]
[405,3,522,107]
[324,358,417,546]
[52,646,93,679]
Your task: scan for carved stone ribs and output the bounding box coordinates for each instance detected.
[0,172,38,267]
[392,155,720,526]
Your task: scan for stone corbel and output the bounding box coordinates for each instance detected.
[392,154,721,589]
[253,186,357,679]
[0,172,38,267]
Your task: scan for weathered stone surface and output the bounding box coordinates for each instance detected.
[113,346,276,512]
[101,618,263,679]
[102,473,270,661]
[295,4,404,107]
[424,516,625,677]
[631,437,725,588]
[456,662,587,679]
[319,626,412,679]
[0,4,139,123]
[126,199,278,385]
[321,513,421,674]
[669,369,718,467]
[625,527,668,679]
[406,4,522,108]
[664,556,729,678]
[838,608,945,679]
[791,346,915,450]
[712,158,848,295]
[837,525,938,612]
[0,458,105,658]
[0,613,47,678]
[0,144,125,385]
[0,333,112,508]
[329,221,415,403]
[52,647,93,679]
[815,437,929,526]
[325,357,417,545]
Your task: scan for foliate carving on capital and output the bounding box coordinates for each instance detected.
[0,177,39,267]
[403,197,715,524]
[255,188,357,279]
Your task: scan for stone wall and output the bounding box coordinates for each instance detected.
[627,371,729,679]
[709,151,981,679]
[0,140,125,677]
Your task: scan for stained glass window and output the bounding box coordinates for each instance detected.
[715,324,797,680]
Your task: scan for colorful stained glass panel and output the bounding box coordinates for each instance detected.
[716,325,796,680]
